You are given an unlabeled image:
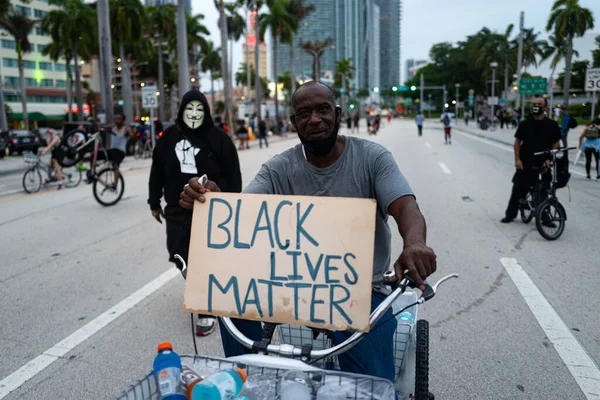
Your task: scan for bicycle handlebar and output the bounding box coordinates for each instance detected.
[533,146,577,156]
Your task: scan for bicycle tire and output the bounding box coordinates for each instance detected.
[133,141,143,159]
[22,168,42,193]
[520,191,535,223]
[62,167,82,188]
[92,168,125,206]
[56,129,89,167]
[535,198,566,241]
[414,319,430,400]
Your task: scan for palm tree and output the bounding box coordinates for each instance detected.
[1,12,34,129]
[199,40,222,113]
[543,35,579,105]
[500,24,515,99]
[215,0,234,133]
[301,38,333,82]
[41,41,74,122]
[41,0,97,122]
[110,0,146,123]
[546,0,595,107]
[283,0,314,95]
[259,0,295,132]
[519,29,548,70]
[334,58,355,111]
[225,3,245,92]
[147,5,175,121]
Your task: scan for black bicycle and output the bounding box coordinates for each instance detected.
[519,146,576,240]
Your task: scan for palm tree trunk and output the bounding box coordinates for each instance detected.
[504,50,509,100]
[177,0,190,94]
[217,0,234,134]
[210,70,215,112]
[290,36,296,95]
[17,49,28,130]
[245,7,251,99]
[562,34,573,108]
[229,38,234,92]
[314,52,320,82]
[73,42,84,121]
[311,52,317,81]
[158,34,165,121]
[66,61,73,122]
[119,44,134,124]
[273,33,279,134]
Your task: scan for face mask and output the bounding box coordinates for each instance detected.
[183,100,205,129]
[531,106,544,115]
[297,115,340,157]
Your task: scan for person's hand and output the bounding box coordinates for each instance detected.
[393,242,437,290]
[41,148,47,156]
[515,160,524,170]
[179,177,221,209]
[151,208,165,224]
[545,159,552,169]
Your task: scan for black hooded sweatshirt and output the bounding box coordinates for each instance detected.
[148,90,242,213]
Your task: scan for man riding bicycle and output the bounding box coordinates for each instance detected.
[180,81,437,382]
[501,97,561,223]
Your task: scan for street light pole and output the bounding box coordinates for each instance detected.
[515,11,524,119]
[443,85,447,111]
[428,94,432,119]
[455,83,460,123]
[254,1,261,122]
[490,62,498,129]
[97,0,114,125]
[420,73,424,117]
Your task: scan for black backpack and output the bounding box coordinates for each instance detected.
[555,150,571,189]
[568,115,578,129]
[442,114,450,126]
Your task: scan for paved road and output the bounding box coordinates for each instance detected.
[0,120,598,399]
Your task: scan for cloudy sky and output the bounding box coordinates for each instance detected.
[193,0,599,91]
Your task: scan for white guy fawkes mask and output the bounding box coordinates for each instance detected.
[183,100,205,129]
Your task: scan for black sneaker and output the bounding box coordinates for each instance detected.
[500,217,513,223]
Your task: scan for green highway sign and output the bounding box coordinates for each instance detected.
[399,86,409,92]
[519,78,547,95]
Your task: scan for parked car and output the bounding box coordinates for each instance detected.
[0,131,9,158]
[8,130,42,155]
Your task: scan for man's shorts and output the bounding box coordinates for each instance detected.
[444,127,452,134]
[108,149,125,166]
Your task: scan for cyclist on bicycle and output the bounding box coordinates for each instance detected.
[42,128,86,190]
[179,81,437,383]
[107,114,133,188]
[501,97,561,223]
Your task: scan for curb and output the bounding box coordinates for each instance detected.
[451,125,513,147]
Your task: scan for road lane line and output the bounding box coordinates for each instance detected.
[425,142,431,148]
[454,130,587,177]
[0,268,179,399]
[437,162,452,174]
[500,257,600,400]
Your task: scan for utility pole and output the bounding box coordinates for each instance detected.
[442,85,447,111]
[491,62,498,129]
[516,11,524,119]
[97,0,114,125]
[428,94,432,118]
[420,73,424,118]
[455,83,460,123]
[177,0,190,96]
[254,1,261,122]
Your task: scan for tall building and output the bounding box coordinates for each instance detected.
[405,59,427,82]
[366,0,380,94]
[333,0,366,90]
[378,0,401,89]
[1,0,77,125]
[243,9,267,79]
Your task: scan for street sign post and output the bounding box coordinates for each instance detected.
[519,78,548,95]
[585,68,600,120]
[142,86,157,147]
[488,96,499,106]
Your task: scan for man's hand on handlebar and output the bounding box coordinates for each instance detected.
[515,160,524,171]
[179,176,221,209]
[394,242,437,291]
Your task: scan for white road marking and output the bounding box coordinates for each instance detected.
[500,257,600,400]
[0,268,180,399]
[425,142,431,148]
[438,162,452,174]
[454,130,587,177]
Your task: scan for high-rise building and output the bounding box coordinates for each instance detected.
[405,59,428,82]
[366,0,380,93]
[333,0,366,90]
[378,0,401,89]
[243,9,268,80]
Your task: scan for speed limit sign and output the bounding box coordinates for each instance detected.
[142,86,158,109]
[585,68,600,92]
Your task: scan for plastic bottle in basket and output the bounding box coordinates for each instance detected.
[153,342,186,399]
[182,365,203,399]
[398,310,415,324]
[191,368,247,400]
[316,383,348,399]
[280,371,312,400]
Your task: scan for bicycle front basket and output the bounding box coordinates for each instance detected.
[23,153,39,165]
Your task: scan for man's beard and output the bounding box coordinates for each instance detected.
[298,118,340,156]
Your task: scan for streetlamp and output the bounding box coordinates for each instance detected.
[455,83,461,123]
[490,61,498,128]
[428,93,432,118]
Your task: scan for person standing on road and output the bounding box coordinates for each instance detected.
[179,81,437,383]
[440,109,454,144]
[578,116,600,179]
[500,97,562,223]
[108,114,133,188]
[352,111,360,134]
[560,110,577,147]
[415,111,424,136]
[464,112,469,126]
[148,89,242,337]
[257,116,268,149]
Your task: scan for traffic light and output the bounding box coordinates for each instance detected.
[350,104,355,109]
[392,86,398,92]
[410,86,417,91]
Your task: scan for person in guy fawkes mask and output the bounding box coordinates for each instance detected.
[178,81,437,384]
[148,89,242,336]
[500,96,562,223]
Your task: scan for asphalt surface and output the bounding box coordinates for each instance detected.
[0,119,599,399]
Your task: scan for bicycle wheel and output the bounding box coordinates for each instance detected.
[62,166,82,188]
[133,141,144,159]
[520,190,535,223]
[535,198,566,241]
[22,168,42,193]
[92,167,125,206]
[55,129,88,167]
[414,319,432,400]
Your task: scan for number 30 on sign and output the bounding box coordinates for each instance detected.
[142,86,158,109]
[586,68,600,91]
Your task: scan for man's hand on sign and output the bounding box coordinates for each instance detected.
[179,176,221,209]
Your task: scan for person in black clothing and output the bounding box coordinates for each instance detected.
[257,116,268,148]
[148,89,242,336]
[501,97,562,223]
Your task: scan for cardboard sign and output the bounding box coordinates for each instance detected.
[183,193,377,332]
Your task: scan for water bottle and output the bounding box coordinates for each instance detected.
[280,371,312,400]
[153,342,186,399]
[191,369,247,400]
[316,383,348,399]
[181,365,203,399]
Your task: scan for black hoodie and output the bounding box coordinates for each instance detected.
[148,90,242,212]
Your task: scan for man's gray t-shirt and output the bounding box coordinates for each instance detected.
[244,135,413,290]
